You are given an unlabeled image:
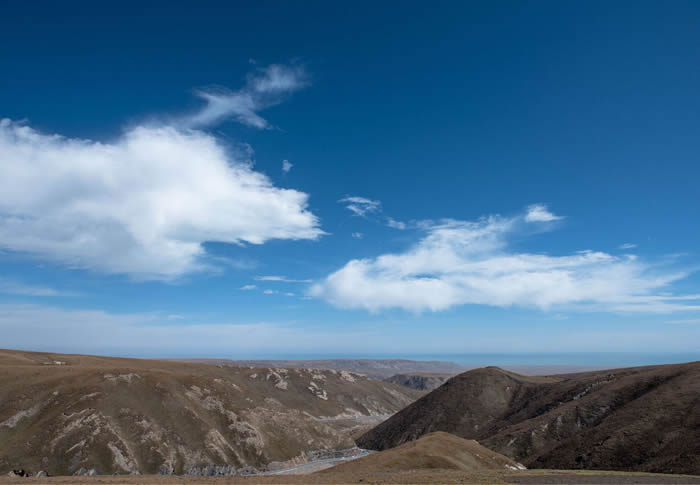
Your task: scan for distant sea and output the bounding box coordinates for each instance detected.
[408,352,700,367]
[229,352,700,368]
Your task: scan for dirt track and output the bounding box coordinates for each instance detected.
[3,470,700,484]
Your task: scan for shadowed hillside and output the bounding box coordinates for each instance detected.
[383,373,453,391]
[0,349,421,476]
[357,363,700,475]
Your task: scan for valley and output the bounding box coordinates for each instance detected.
[2,349,699,483]
[0,349,420,477]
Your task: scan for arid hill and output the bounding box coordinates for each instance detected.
[383,373,453,391]
[0,349,421,476]
[357,363,700,475]
[323,432,525,474]
[179,358,467,379]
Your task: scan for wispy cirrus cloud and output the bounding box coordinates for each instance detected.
[183,64,309,129]
[254,275,312,283]
[339,196,381,217]
[620,243,638,250]
[0,64,323,280]
[0,278,79,297]
[311,206,699,314]
[337,197,412,231]
[386,217,408,230]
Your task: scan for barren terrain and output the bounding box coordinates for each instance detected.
[359,363,700,475]
[0,349,420,476]
[177,358,467,379]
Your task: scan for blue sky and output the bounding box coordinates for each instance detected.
[1,1,699,359]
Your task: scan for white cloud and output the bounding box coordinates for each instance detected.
[338,199,409,230]
[0,278,78,297]
[263,289,278,295]
[525,204,563,223]
[386,217,408,230]
[223,258,259,270]
[620,243,638,250]
[0,115,323,279]
[282,159,293,173]
[339,196,381,217]
[284,292,295,297]
[254,275,312,283]
[183,64,309,129]
[311,207,699,314]
[351,232,363,239]
[239,284,257,290]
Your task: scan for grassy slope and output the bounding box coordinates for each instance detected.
[323,432,523,473]
[0,349,421,476]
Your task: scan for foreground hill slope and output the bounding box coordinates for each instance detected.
[357,362,700,475]
[323,432,524,474]
[0,349,421,476]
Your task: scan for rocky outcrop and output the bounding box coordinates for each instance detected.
[73,467,98,476]
[8,469,31,477]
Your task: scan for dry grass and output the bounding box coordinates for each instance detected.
[0,349,421,476]
[2,469,700,484]
[323,432,523,474]
[358,363,700,475]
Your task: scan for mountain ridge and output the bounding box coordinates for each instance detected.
[0,349,421,476]
[357,362,700,475]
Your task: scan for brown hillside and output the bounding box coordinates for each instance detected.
[357,362,700,475]
[0,349,421,476]
[179,358,467,379]
[383,373,454,391]
[324,432,524,474]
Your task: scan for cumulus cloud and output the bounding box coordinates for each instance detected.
[525,204,563,223]
[351,232,363,239]
[263,289,278,295]
[183,64,309,129]
[282,159,293,173]
[0,117,323,279]
[311,207,699,314]
[339,196,381,217]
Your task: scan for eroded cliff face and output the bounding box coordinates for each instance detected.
[0,350,421,476]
